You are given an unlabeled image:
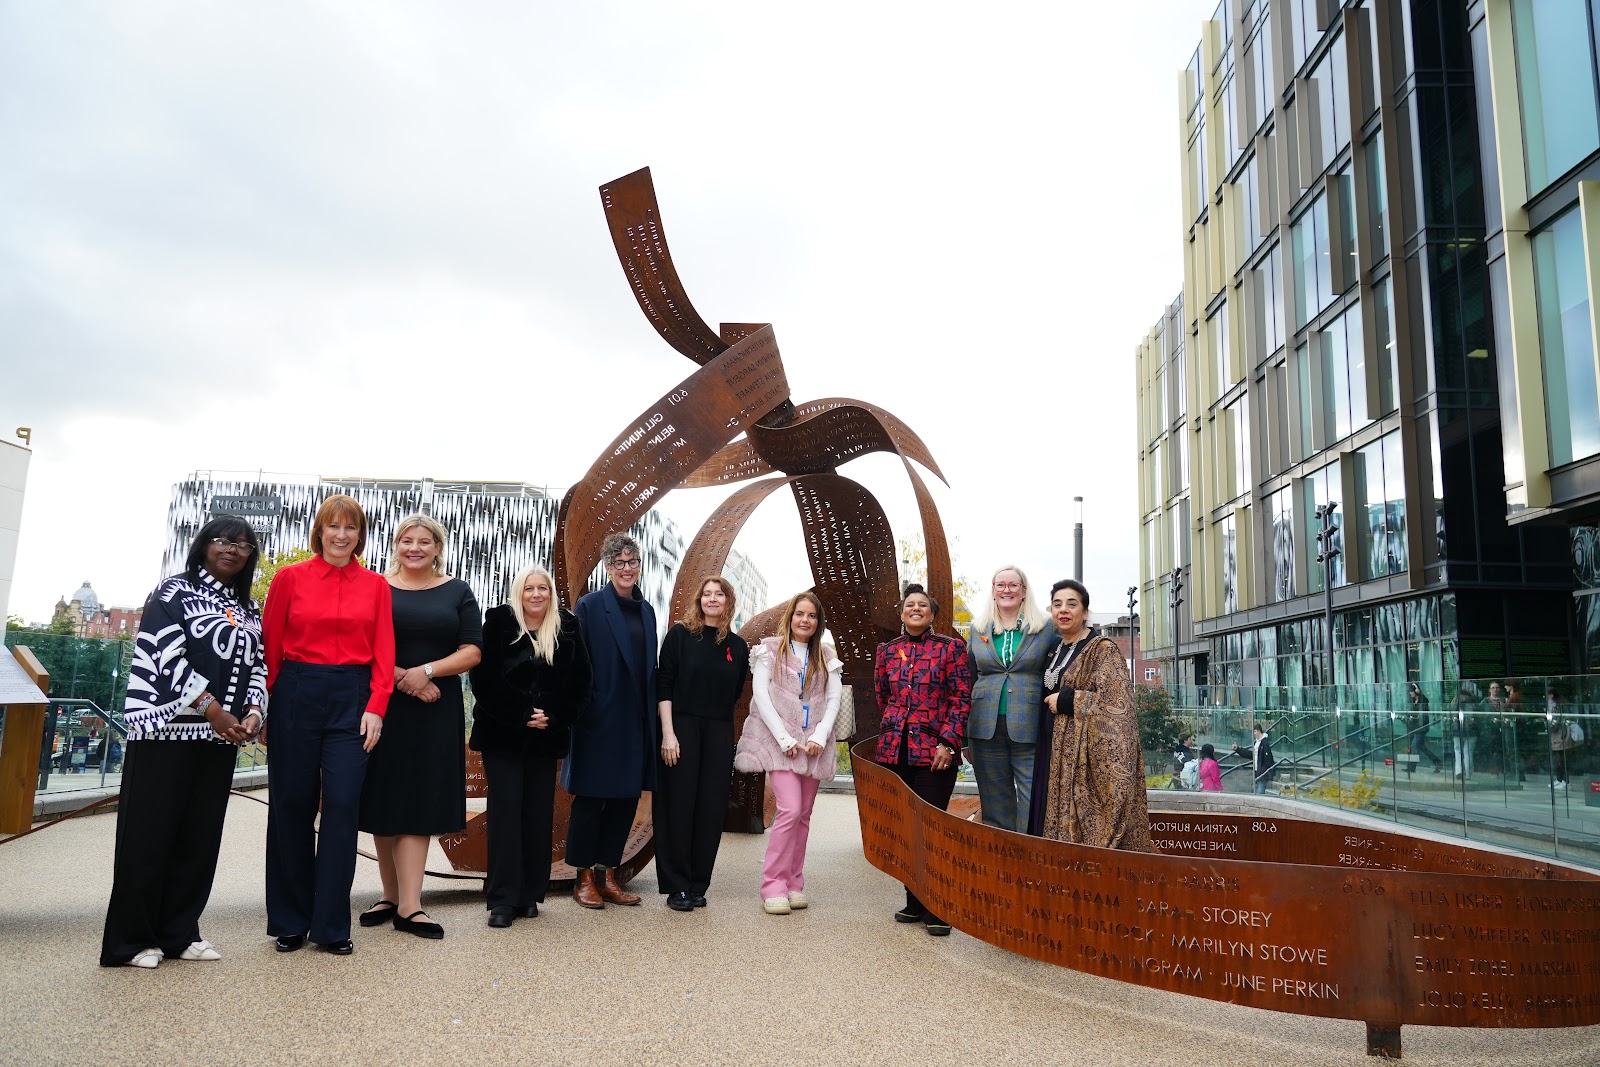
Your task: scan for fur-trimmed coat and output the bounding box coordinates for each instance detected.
[468,605,591,758]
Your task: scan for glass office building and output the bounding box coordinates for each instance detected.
[1136,0,1575,691]
[1472,0,1600,671]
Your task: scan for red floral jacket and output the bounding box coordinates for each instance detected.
[873,631,973,767]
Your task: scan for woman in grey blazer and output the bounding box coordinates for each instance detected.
[965,565,1057,832]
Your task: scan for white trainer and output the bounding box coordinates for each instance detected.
[128,948,162,969]
[762,897,792,915]
[179,940,221,961]
[787,891,809,909]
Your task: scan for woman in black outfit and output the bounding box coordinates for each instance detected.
[469,564,592,928]
[357,514,482,940]
[654,576,750,911]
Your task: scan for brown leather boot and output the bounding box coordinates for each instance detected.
[573,868,605,909]
[597,867,641,906]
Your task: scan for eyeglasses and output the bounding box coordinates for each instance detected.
[610,557,641,571]
[993,582,1022,592]
[210,538,257,555]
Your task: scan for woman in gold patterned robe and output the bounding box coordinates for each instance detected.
[1025,579,1152,851]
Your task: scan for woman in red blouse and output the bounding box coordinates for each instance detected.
[261,494,395,956]
[873,582,972,936]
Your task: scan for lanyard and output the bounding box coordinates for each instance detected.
[793,641,811,729]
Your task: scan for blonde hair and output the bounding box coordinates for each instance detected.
[385,514,449,577]
[972,564,1047,635]
[506,564,562,664]
[683,575,736,643]
[310,494,368,558]
[776,592,827,696]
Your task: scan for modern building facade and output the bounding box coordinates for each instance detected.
[162,473,702,633]
[0,435,30,638]
[1469,0,1600,671]
[1137,0,1575,693]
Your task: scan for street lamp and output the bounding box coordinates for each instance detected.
[1127,586,1138,681]
[1315,501,1342,688]
[1073,496,1085,582]
[1168,567,1184,702]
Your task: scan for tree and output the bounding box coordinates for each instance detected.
[252,547,316,603]
[5,614,28,631]
[47,603,78,635]
[897,534,979,637]
[1133,682,1186,755]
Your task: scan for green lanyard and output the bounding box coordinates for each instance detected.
[997,626,1021,667]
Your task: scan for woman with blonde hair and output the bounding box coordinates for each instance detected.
[469,564,591,927]
[357,514,482,940]
[654,576,750,911]
[735,591,842,915]
[262,494,394,956]
[965,565,1055,832]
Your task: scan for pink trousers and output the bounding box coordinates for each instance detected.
[761,770,820,899]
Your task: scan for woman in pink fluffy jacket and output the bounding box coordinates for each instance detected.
[733,591,842,916]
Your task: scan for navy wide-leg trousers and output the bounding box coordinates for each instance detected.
[265,661,370,945]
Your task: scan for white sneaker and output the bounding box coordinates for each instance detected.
[1553,780,1566,790]
[128,948,162,969]
[179,940,221,961]
[787,891,809,909]
[762,897,792,915]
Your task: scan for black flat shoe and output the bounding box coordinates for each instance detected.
[667,892,694,912]
[358,900,398,927]
[925,918,952,937]
[515,904,539,918]
[690,895,707,908]
[316,939,354,955]
[395,911,444,940]
[274,934,306,953]
[487,910,514,929]
[894,907,925,924]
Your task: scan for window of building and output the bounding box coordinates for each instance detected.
[1221,512,1240,613]
[1176,421,1191,492]
[1268,485,1296,601]
[1511,0,1600,195]
[1223,392,1251,499]
[1373,275,1398,416]
[1173,496,1192,567]
[1256,244,1284,356]
[1249,11,1274,134]
[1301,461,1346,592]
[1532,208,1600,466]
[1148,440,1164,505]
[1306,33,1349,174]
[1145,667,1157,682]
[1318,300,1368,447]
[1212,302,1233,398]
[1365,133,1387,263]
[1238,154,1261,253]
[1292,193,1332,327]
[1354,430,1408,580]
[1295,340,1315,460]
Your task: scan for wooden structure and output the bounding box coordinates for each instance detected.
[0,645,50,834]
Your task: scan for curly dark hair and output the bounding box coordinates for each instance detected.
[184,517,261,602]
[899,582,940,617]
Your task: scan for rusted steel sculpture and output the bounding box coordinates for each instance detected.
[439,166,954,881]
[854,739,1600,1058]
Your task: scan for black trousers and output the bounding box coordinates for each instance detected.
[565,795,638,869]
[481,748,557,911]
[887,756,958,922]
[100,740,236,965]
[651,715,733,896]
[265,661,370,944]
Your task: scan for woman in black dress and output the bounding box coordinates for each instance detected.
[358,514,482,940]
[469,564,592,927]
[654,576,749,911]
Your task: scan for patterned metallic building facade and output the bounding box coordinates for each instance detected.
[162,473,696,630]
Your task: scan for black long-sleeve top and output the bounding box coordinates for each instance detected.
[657,623,749,721]
[468,605,592,758]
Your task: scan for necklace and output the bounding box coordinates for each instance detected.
[392,572,439,591]
[1044,634,1088,691]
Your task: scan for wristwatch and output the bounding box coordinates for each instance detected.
[422,663,434,679]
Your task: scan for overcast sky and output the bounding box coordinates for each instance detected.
[2,0,1213,625]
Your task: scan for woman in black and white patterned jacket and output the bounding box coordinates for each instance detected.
[99,517,267,969]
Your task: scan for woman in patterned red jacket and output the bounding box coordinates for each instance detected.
[873,582,973,936]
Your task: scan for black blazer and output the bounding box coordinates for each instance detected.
[468,604,592,758]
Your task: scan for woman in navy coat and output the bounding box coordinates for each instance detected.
[562,533,657,909]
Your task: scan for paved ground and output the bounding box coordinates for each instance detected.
[2,793,1598,1066]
